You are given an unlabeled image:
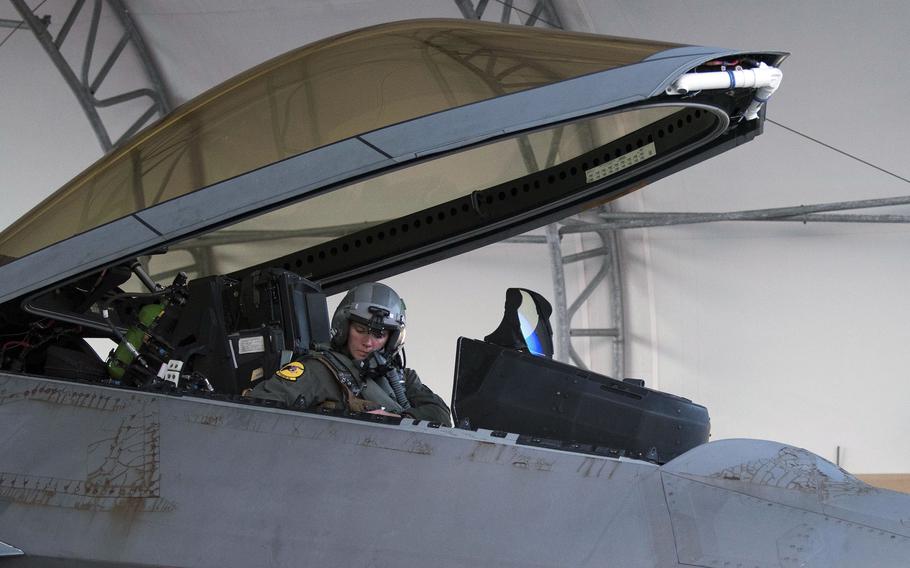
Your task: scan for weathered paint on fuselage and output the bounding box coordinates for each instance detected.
[2,372,909,567]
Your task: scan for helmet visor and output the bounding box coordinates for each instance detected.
[348,303,403,331]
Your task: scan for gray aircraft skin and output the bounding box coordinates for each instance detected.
[0,18,908,568]
[2,372,909,567]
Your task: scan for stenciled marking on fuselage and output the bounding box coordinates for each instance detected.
[0,385,128,411]
[0,393,174,512]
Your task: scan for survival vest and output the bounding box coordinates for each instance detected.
[305,350,384,413]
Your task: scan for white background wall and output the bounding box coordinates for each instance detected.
[571,0,910,472]
[1,0,908,473]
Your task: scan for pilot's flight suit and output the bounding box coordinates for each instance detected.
[249,345,452,426]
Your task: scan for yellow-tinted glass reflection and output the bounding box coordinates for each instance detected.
[0,20,676,262]
[149,106,681,280]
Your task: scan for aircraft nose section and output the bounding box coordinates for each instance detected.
[658,439,910,567]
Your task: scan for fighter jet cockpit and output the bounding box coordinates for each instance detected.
[1,256,708,465]
[9,261,331,395]
[0,20,776,491]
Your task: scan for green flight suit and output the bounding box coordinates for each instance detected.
[249,345,452,426]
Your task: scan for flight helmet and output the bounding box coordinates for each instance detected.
[330,282,406,356]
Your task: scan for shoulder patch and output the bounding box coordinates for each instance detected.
[276,361,305,381]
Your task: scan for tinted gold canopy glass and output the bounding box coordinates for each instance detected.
[149,104,718,283]
[0,19,676,262]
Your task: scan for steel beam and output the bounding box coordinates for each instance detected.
[562,246,611,264]
[602,214,625,381]
[546,223,572,363]
[559,195,910,231]
[570,328,619,337]
[503,234,548,244]
[558,213,625,375]
[565,240,609,369]
[11,0,112,148]
[591,213,910,230]
[108,0,171,111]
[454,0,563,28]
[10,0,171,152]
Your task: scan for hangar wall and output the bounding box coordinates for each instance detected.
[571,0,910,473]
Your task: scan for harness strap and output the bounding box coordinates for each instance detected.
[308,352,378,413]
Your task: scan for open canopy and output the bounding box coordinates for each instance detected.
[0,18,784,302]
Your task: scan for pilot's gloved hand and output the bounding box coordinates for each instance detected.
[367,409,401,417]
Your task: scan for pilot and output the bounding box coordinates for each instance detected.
[247,281,452,426]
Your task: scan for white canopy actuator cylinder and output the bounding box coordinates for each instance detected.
[665,62,783,120]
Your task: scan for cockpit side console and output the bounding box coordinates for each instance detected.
[452,287,709,464]
[152,268,330,393]
[451,337,710,464]
[19,266,330,395]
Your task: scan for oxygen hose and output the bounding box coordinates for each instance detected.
[385,367,411,410]
[365,350,412,410]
